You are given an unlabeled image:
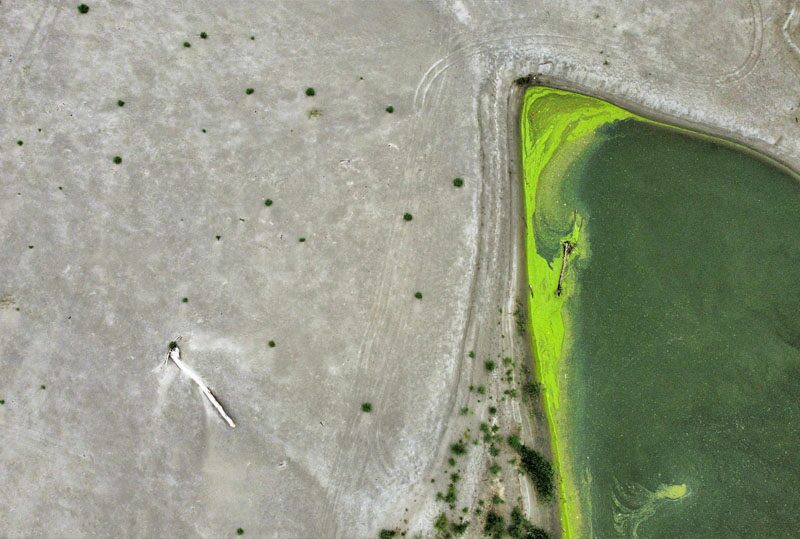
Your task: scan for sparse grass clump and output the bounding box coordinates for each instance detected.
[305,87,315,96]
[489,462,501,475]
[484,360,496,372]
[77,4,89,14]
[453,177,464,187]
[361,402,373,412]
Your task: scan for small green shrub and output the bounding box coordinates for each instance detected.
[246,88,254,95]
[77,4,89,14]
[113,156,122,164]
[489,462,501,475]
[183,42,191,48]
[298,237,306,243]
[305,87,315,96]
[361,402,372,412]
[250,36,255,40]
[450,442,467,455]
[17,140,23,146]
[385,105,394,113]
[181,297,188,303]
[236,529,244,536]
[488,406,497,415]
[117,100,125,107]
[403,212,412,221]
[451,521,468,535]
[452,177,464,187]
[215,235,221,240]
[378,530,397,539]
[0,400,5,405]
[264,198,273,206]
[168,341,178,350]
[476,385,486,395]
[414,292,422,299]
[484,510,505,538]
[268,340,276,348]
[200,32,208,39]
[468,351,475,359]
[40,385,46,390]
[484,360,496,372]
[434,513,449,532]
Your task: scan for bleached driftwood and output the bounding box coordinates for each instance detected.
[168,344,236,428]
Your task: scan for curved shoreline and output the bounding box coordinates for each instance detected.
[519,87,642,537]
[518,83,800,538]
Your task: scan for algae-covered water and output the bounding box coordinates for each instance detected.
[520,88,800,537]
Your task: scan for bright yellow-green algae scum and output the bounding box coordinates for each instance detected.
[520,87,643,537]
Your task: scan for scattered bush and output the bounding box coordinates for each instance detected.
[305,87,315,96]
[200,32,208,39]
[17,140,23,146]
[489,462,501,475]
[264,198,273,206]
[414,292,422,299]
[484,510,505,538]
[488,406,497,415]
[246,88,254,95]
[168,341,178,350]
[40,385,46,390]
[236,529,244,536]
[117,100,125,107]
[508,506,550,539]
[385,105,394,113]
[379,530,397,539]
[113,156,122,164]
[484,360,496,372]
[77,4,89,14]
[451,521,468,535]
[268,340,276,348]
[183,42,191,48]
[453,177,464,187]
[298,237,306,243]
[361,402,372,413]
[515,444,555,501]
[403,212,412,221]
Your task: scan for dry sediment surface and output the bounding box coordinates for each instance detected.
[1,1,799,537]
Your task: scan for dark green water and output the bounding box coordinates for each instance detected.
[566,119,800,537]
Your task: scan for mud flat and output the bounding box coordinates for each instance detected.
[521,86,800,537]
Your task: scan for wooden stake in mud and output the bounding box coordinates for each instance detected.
[556,241,574,297]
[167,342,236,428]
